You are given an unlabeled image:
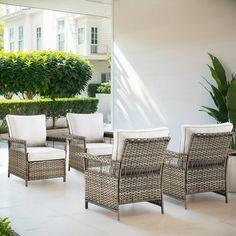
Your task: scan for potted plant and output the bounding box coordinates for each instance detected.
[95,81,111,124]
[201,53,236,148]
[201,53,236,191]
[0,217,14,236]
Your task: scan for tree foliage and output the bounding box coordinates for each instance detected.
[0,50,93,99]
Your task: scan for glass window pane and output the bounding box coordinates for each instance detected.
[57,20,64,31]
[78,27,85,44]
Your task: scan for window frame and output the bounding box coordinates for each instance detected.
[18,26,24,51]
[91,26,98,54]
[78,27,85,45]
[57,19,65,51]
[36,26,42,50]
[9,27,14,52]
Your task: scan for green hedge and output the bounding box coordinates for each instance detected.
[87,83,100,97]
[0,98,98,133]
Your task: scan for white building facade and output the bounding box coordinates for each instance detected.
[1,5,111,85]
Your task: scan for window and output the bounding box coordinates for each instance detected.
[18,26,24,51]
[78,27,85,45]
[91,27,98,54]
[57,20,65,51]
[9,28,14,52]
[101,73,111,82]
[5,5,10,14]
[36,27,42,50]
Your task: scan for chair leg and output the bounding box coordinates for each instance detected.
[25,180,28,187]
[184,197,187,210]
[225,192,228,204]
[117,209,120,221]
[85,201,88,209]
[8,172,10,178]
[68,165,70,171]
[161,204,164,214]
[63,176,66,182]
[161,196,164,214]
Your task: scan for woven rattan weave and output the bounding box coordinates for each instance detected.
[68,131,113,172]
[7,135,67,187]
[163,132,233,209]
[84,137,170,220]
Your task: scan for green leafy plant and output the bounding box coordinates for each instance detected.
[96,82,111,94]
[0,97,98,131]
[0,50,93,99]
[201,53,236,149]
[0,217,14,236]
[40,51,93,99]
[0,51,48,99]
[87,83,100,97]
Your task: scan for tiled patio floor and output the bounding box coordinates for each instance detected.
[0,142,236,236]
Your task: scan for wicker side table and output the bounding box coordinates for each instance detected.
[227,149,236,193]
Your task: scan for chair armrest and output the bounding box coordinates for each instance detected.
[85,154,113,165]
[46,135,69,142]
[67,134,86,150]
[5,137,27,155]
[104,131,113,138]
[5,137,27,145]
[67,134,86,142]
[84,154,120,176]
[104,131,113,144]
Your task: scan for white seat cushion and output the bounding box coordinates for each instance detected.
[180,122,233,154]
[67,113,104,143]
[27,147,65,162]
[6,114,47,147]
[86,143,113,156]
[112,128,170,161]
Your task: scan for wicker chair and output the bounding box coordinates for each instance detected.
[84,128,170,220]
[6,114,67,187]
[66,113,113,172]
[163,123,233,209]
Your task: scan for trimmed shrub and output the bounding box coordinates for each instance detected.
[87,83,100,97]
[0,98,98,133]
[97,82,111,94]
[40,51,93,99]
[0,50,93,99]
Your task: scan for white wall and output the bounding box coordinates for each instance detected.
[90,60,110,83]
[31,11,43,50]
[3,16,27,51]
[112,0,236,151]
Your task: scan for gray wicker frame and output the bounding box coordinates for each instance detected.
[68,131,113,172]
[7,135,67,187]
[84,136,170,220]
[163,132,233,209]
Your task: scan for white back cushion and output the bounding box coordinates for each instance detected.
[6,114,47,147]
[66,113,104,143]
[180,122,233,154]
[112,127,170,161]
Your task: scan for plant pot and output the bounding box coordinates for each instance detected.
[95,93,111,123]
[227,151,236,193]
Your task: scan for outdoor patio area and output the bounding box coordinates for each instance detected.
[0,0,235,235]
[0,142,236,236]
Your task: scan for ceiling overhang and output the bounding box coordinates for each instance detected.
[0,0,112,18]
